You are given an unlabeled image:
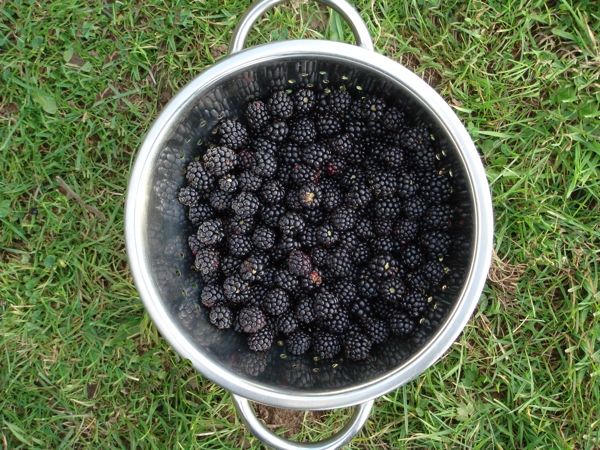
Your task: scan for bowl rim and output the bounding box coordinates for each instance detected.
[125,39,493,410]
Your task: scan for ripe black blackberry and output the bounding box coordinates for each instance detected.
[395,171,419,198]
[188,234,201,255]
[328,310,350,333]
[369,254,400,279]
[231,192,260,218]
[369,172,397,198]
[278,211,305,236]
[260,180,285,205]
[331,279,358,307]
[218,174,238,193]
[263,288,290,316]
[252,137,279,154]
[293,88,316,115]
[422,260,445,284]
[178,186,199,206]
[238,171,263,192]
[383,106,406,131]
[354,217,374,239]
[358,271,378,299]
[186,161,214,193]
[274,269,299,292]
[331,207,356,231]
[299,226,319,248]
[267,90,294,119]
[314,290,340,320]
[229,216,255,237]
[421,230,451,258]
[316,223,339,247]
[423,204,453,230]
[221,255,242,277]
[311,247,329,266]
[316,114,342,137]
[330,133,354,156]
[381,145,405,169]
[362,318,390,344]
[359,96,386,122]
[338,231,359,251]
[252,150,278,178]
[419,173,452,204]
[400,245,423,269]
[286,330,311,355]
[223,274,250,304]
[312,331,341,359]
[203,146,237,176]
[388,311,415,336]
[352,241,371,264]
[253,226,276,250]
[200,284,225,308]
[403,127,436,169]
[209,305,233,329]
[374,218,394,235]
[260,204,285,227]
[340,166,366,191]
[394,219,419,244]
[245,100,270,132]
[374,197,402,220]
[290,163,320,186]
[217,119,248,149]
[344,332,372,361]
[248,323,275,352]
[288,249,312,276]
[209,190,232,211]
[326,247,353,277]
[289,117,317,144]
[297,183,321,209]
[321,183,344,211]
[407,271,430,292]
[295,297,315,324]
[276,314,299,335]
[279,142,302,165]
[237,306,267,333]
[325,154,347,177]
[345,119,367,140]
[197,219,224,245]
[317,89,352,115]
[194,248,220,275]
[380,277,406,303]
[240,254,268,282]
[188,203,213,226]
[372,236,400,254]
[238,149,255,169]
[228,234,253,257]
[351,297,373,320]
[403,195,428,219]
[264,121,288,142]
[303,207,324,224]
[302,143,331,169]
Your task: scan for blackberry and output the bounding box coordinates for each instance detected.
[238,170,263,192]
[252,137,279,154]
[331,207,356,231]
[295,297,315,324]
[325,155,347,177]
[252,150,278,178]
[263,288,290,316]
[338,231,359,251]
[288,250,312,276]
[330,133,354,156]
[253,226,276,250]
[359,96,386,122]
[407,271,430,292]
[362,318,390,344]
[279,237,301,255]
[278,211,305,236]
[203,146,237,176]
[293,88,316,115]
[221,255,242,276]
[314,290,340,320]
[188,234,202,254]
[316,223,339,247]
[217,119,248,149]
[303,207,324,224]
[345,119,367,140]
[403,126,432,152]
[328,310,350,333]
[375,197,402,220]
[300,269,324,291]
[340,167,366,191]
[403,195,428,219]
[311,247,329,266]
[321,184,344,211]
[423,204,453,230]
[380,278,406,303]
[237,306,267,333]
[188,203,213,226]
[238,149,255,169]
[369,254,400,279]
[389,311,416,336]
[317,89,352,115]
[286,331,311,355]
[276,314,299,335]
[383,106,406,131]
[351,297,373,319]
[422,260,445,284]
[312,331,341,359]
[267,90,294,119]
[260,180,285,205]
[279,142,302,165]
[316,114,342,137]
[374,218,395,235]
[346,183,373,209]
[372,237,400,254]
[394,219,419,245]
[178,186,199,206]
[355,217,374,239]
[245,100,270,132]
[299,226,319,248]
[197,219,224,245]
[228,215,255,235]
[285,190,303,211]
[240,254,268,282]
[298,184,321,209]
[200,284,225,308]
[218,174,238,193]
[381,145,404,169]
[289,117,317,144]
[247,324,275,352]
[343,332,371,361]
[223,274,250,304]
[209,305,233,329]
[231,192,260,218]
[326,247,353,277]
[291,164,320,186]
[186,161,214,193]
[209,190,232,211]
[331,279,358,307]
[302,143,331,169]
[400,245,423,269]
[261,205,285,227]
[228,234,253,257]
[274,270,299,292]
[419,173,452,204]
[396,171,419,198]
[358,271,378,299]
[194,248,219,275]
[352,241,370,264]
[420,230,451,258]
[264,121,288,142]
[369,172,397,198]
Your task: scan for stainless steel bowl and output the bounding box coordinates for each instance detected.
[125,0,493,448]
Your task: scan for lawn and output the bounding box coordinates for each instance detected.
[1,0,599,448]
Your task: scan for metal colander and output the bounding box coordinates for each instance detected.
[125,0,493,448]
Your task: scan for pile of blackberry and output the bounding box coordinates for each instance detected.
[178,86,455,361]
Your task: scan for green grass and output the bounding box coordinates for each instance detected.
[1,0,599,448]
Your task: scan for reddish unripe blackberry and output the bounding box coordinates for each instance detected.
[217,119,248,149]
[245,100,270,132]
[288,249,312,276]
[203,146,237,176]
[267,90,294,119]
[300,269,324,291]
[194,248,220,275]
[201,284,225,308]
[344,332,372,361]
[209,305,233,329]
[286,330,312,355]
[312,331,341,359]
[186,161,214,193]
[197,219,224,245]
[237,306,267,333]
[178,186,199,206]
[248,324,275,352]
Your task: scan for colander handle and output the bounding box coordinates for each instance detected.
[232,394,373,450]
[229,0,374,54]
